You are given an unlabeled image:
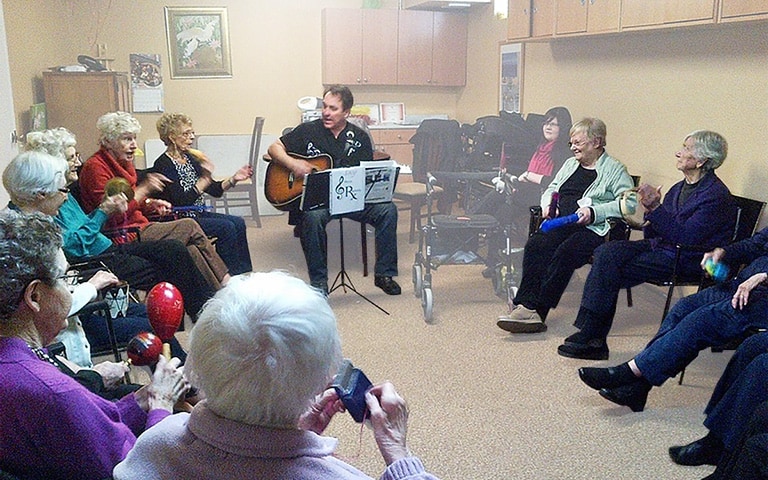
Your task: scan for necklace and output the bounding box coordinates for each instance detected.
[28,344,59,368]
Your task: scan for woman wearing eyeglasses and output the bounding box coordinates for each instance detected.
[78,111,231,292]
[0,212,188,480]
[152,113,253,276]
[472,106,573,276]
[22,128,217,322]
[496,117,634,334]
[3,148,189,374]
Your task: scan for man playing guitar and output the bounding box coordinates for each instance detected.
[267,85,401,296]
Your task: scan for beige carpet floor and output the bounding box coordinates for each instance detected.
[121,208,731,480]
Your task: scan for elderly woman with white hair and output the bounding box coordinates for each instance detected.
[558,130,736,361]
[114,271,440,480]
[78,111,231,292]
[17,132,217,320]
[2,149,190,388]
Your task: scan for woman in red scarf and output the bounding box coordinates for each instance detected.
[476,106,572,277]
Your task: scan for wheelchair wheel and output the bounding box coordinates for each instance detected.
[422,287,433,323]
[412,263,423,298]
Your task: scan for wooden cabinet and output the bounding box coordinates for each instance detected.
[531,1,556,37]
[371,127,417,181]
[556,0,620,35]
[720,0,768,21]
[622,0,717,28]
[322,9,398,85]
[398,11,467,86]
[42,71,130,155]
[322,9,466,87]
[508,0,554,39]
[507,0,532,39]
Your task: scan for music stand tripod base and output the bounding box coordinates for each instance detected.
[328,218,389,315]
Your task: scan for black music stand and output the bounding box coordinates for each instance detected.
[329,217,389,315]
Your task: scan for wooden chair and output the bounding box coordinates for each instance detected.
[206,116,265,227]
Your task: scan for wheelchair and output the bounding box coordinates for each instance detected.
[412,172,522,323]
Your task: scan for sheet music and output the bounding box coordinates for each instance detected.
[329,167,365,215]
[301,162,399,214]
[363,160,399,204]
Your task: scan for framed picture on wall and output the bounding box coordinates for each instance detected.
[500,43,523,113]
[164,7,232,79]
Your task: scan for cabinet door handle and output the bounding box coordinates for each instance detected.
[357,78,361,83]
[363,78,369,83]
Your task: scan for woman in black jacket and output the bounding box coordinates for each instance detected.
[154,113,253,275]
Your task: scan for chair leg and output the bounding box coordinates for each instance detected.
[248,189,262,228]
[678,367,686,385]
[409,199,419,244]
[661,283,676,324]
[626,287,633,308]
[360,221,368,277]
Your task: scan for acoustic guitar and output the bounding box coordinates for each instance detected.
[264,153,332,211]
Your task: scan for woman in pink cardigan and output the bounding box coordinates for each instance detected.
[114,271,440,480]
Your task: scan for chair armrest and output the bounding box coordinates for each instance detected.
[103,226,142,244]
[528,205,543,237]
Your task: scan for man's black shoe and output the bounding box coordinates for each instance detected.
[669,434,724,466]
[311,281,329,297]
[374,276,401,295]
[557,339,609,360]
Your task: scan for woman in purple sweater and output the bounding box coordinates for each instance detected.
[0,212,188,480]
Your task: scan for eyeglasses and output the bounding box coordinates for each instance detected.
[58,187,70,194]
[543,120,559,127]
[67,152,81,162]
[569,138,589,148]
[180,130,195,138]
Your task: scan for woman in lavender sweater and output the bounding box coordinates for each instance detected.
[114,271,440,480]
[0,213,187,480]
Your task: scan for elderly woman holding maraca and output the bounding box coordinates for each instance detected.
[78,111,231,292]
[23,127,217,320]
[0,212,188,480]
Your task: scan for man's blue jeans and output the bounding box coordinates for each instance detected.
[299,202,398,288]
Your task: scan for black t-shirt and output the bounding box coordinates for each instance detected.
[280,119,373,168]
[678,177,702,207]
[557,166,598,216]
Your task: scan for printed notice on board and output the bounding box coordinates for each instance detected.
[130,53,164,113]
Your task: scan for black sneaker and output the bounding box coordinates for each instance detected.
[374,276,401,295]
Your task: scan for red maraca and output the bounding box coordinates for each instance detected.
[146,282,184,359]
[126,332,162,366]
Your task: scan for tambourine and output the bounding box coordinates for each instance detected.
[618,189,647,228]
